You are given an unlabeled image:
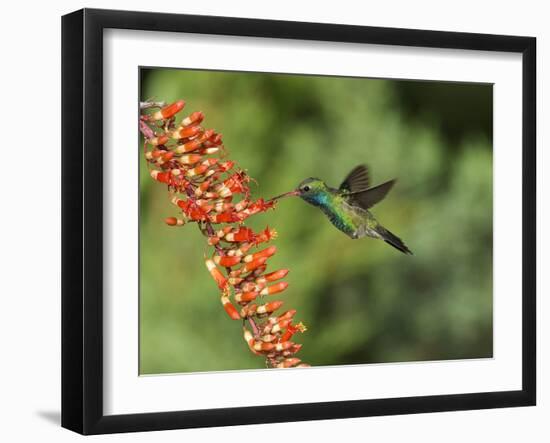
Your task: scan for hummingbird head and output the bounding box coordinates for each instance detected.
[294,178,330,206]
[270,178,329,206]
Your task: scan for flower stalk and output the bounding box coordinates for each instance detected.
[140,99,308,369]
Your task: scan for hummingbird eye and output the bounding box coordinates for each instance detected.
[302,185,310,192]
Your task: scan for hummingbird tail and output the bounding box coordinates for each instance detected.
[376,226,413,255]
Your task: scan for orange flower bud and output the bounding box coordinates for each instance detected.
[181,111,204,127]
[209,211,238,224]
[224,226,254,243]
[178,154,202,165]
[234,291,258,303]
[272,341,294,352]
[244,246,277,263]
[174,139,202,154]
[172,125,202,139]
[150,170,171,184]
[241,256,268,273]
[151,100,185,120]
[260,281,288,296]
[278,310,297,321]
[165,217,185,226]
[256,300,283,315]
[220,294,240,320]
[186,158,219,177]
[205,258,227,290]
[256,269,289,285]
[149,134,169,146]
[214,254,241,267]
[252,341,274,352]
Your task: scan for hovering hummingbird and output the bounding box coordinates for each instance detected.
[271,165,412,255]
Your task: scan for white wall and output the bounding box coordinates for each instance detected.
[0,1,546,441]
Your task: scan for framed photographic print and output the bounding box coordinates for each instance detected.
[61,8,536,435]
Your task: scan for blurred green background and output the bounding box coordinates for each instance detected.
[139,68,493,374]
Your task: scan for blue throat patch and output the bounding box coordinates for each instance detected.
[304,192,329,208]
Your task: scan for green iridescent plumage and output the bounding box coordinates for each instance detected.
[276,165,412,255]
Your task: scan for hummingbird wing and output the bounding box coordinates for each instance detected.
[339,164,370,193]
[349,179,396,209]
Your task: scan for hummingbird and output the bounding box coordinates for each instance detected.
[271,164,412,255]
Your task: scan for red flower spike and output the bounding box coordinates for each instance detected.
[142,98,307,368]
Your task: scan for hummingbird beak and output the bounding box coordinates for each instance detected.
[269,190,300,201]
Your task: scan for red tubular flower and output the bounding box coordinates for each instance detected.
[141,98,308,369]
[150,100,185,120]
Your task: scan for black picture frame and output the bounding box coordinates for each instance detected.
[62,8,536,435]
